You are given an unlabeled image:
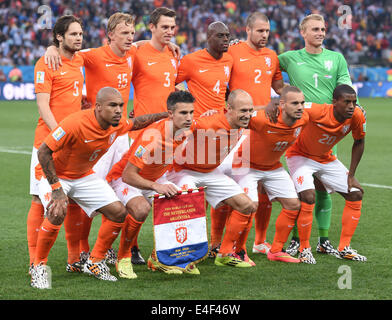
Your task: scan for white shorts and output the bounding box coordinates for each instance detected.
[166,168,244,209]
[93,133,131,179]
[231,167,298,202]
[218,133,250,176]
[30,147,39,195]
[286,156,359,194]
[110,174,179,205]
[38,173,120,217]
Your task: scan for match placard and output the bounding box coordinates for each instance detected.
[152,188,208,270]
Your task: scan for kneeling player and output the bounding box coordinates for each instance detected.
[107,91,200,276]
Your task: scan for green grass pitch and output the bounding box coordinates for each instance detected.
[0,98,391,302]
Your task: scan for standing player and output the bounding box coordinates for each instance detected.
[285,84,367,261]
[124,7,178,259]
[132,7,178,117]
[30,87,168,288]
[44,12,180,264]
[209,12,285,258]
[175,21,232,256]
[43,13,140,265]
[28,15,85,274]
[167,89,257,268]
[106,91,197,276]
[176,21,232,117]
[279,13,357,256]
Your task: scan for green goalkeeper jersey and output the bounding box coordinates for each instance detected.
[278,48,352,104]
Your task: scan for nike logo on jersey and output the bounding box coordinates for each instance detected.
[105,64,114,67]
[267,130,278,134]
[148,62,157,66]
[60,71,67,75]
[297,62,306,65]
[84,139,96,143]
[239,58,249,62]
[199,69,208,73]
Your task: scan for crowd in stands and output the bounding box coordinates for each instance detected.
[0,0,391,74]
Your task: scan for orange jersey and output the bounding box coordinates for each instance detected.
[228,42,282,106]
[235,109,309,171]
[174,113,245,173]
[39,109,133,180]
[286,103,367,163]
[107,119,187,183]
[33,54,84,148]
[176,49,233,117]
[132,43,178,116]
[80,45,136,117]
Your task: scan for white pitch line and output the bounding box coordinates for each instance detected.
[0,147,391,190]
[361,183,392,190]
[0,147,32,155]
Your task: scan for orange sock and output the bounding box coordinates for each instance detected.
[297,202,315,251]
[219,210,252,255]
[34,218,62,265]
[117,214,143,260]
[210,205,232,248]
[234,212,255,253]
[129,218,143,249]
[64,203,83,264]
[79,211,92,254]
[254,193,272,245]
[90,216,123,262]
[338,200,362,251]
[26,201,45,265]
[270,208,299,253]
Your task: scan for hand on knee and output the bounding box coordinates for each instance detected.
[345,191,363,202]
[299,190,316,205]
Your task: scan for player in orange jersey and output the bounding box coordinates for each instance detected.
[209,12,286,259]
[105,91,197,276]
[285,84,367,262]
[221,86,309,264]
[132,7,178,117]
[28,15,85,275]
[30,87,168,289]
[43,13,139,267]
[228,12,284,107]
[165,89,257,268]
[176,21,233,117]
[44,12,180,264]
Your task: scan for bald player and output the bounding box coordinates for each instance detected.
[30,87,168,288]
[176,21,233,117]
[209,12,285,258]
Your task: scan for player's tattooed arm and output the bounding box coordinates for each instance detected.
[37,143,58,185]
[37,143,68,222]
[131,112,168,130]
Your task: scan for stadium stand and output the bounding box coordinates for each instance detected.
[0,0,391,97]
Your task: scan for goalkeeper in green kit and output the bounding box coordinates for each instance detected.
[278,13,362,258]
